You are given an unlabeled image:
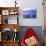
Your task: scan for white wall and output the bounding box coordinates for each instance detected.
[0,0,44,26]
[0,0,15,7]
[18,0,44,26]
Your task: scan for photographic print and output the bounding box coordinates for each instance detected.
[23,9,37,19]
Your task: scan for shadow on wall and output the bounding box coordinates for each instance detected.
[18,26,44,44]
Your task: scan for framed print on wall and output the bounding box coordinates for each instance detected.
[23,9,37,19]
[2,10,9,15]
[8,16,18,24]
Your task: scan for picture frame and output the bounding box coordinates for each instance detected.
[9,10,18,15]
[1,28,13,41]
[23,9,37,19]
[2,10,9,15]
[8,16,18,24]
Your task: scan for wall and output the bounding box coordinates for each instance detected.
[0,0,44,26]
[18,0,44,26]
[0,0,15,7]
